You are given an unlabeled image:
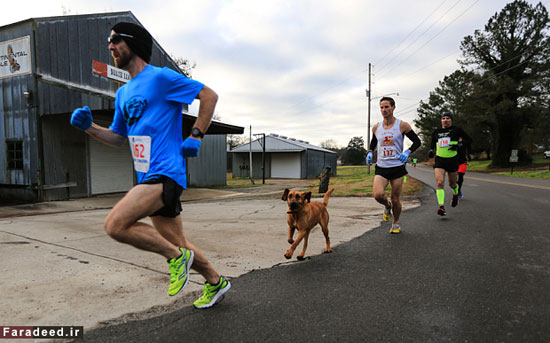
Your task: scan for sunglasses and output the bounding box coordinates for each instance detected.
[107,33,134,44]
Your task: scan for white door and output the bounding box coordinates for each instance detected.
[271,153,301,178]
[89,138,134,195]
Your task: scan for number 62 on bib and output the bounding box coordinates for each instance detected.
[129,136,151,173]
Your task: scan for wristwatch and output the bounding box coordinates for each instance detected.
[190,127,204,138]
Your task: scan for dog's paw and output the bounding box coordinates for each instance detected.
[323,249,333,254]
[287,239,294,244]
[284,253,292,259]
[297,255,305,261]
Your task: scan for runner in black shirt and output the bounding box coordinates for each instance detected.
[428,112,472,216]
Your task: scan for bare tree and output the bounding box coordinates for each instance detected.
[319,139,340,151]
[172,56,197,78]
[227,134,248,150]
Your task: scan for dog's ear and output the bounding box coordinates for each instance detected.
[304,192,312,203]
[282,188,290,201]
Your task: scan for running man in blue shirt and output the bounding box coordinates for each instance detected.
[70,22,229,309]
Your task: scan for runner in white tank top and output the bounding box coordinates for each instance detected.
[375,118,404,168]
[365,97,421,234]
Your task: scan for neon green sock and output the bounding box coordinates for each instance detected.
[436,189,445,206]
[452,185,459,195]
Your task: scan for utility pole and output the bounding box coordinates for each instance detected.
[249,125,255,184]
[367,63,372,175]
[262,134,265,184]
[254,133,266,184]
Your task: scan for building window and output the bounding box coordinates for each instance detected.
[6,140,23,170]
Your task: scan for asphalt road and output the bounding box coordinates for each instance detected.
[78,165,550,343]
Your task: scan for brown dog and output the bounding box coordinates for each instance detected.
[281,188,335,260]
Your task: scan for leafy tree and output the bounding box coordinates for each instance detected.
[414,70,494,158]
[344,136,367,165]
[459,0,550,166]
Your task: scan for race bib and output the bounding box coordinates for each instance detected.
[438,138,450,148]
[380,146,397,160]
[129,136,151,173]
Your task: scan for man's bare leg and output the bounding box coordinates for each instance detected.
[448,171,458,189]
[152,215,221,285]
[434,168,447,214]
[448,171,460,207]
[389,177,404,224]
[373,175,391,209]
[103,183,181,260]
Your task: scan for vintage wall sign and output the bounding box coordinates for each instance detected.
[0,36,32,79]
[92,60,130,83]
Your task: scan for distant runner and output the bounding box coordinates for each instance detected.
[428,112,472,216]
[366,96,421,234]
[457,137,472,198]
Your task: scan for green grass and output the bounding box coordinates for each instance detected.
[466,160,492,171]
[532,153,550,165]
[303,165,422,197]
[492,170,550,179]
[210,174,274,189]
[216,167,423,197]
[461,154,550,179]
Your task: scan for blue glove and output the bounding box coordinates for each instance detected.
[70,106,93,131]
[181,137,202,157]
[366,151,373,164]
[398,150,411,163]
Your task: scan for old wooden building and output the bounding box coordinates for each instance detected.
[0,11,242,203]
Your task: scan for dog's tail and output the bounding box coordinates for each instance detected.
[323,188,335,206]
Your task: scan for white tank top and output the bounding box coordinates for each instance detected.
[375,118,404,168]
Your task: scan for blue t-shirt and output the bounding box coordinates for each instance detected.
[109,64,204,188]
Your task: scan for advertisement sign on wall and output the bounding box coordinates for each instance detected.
[0,36,32,79]
[92,60,130,83]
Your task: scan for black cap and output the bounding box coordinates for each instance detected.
[441,112,453,121]
[112,22,153,63]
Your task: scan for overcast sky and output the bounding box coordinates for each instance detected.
[1,0,548,147]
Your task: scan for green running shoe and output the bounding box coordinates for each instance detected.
[193,276,231,309]
[167,247,194,296]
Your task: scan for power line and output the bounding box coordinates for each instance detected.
[394,55,535,119]
[403,49,461,77]
[378,0,480,79]
[375,0,464,75]
[373,0,452,67]
[252,0,458,119]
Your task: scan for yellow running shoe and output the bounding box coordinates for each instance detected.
[193,276,231,309]
[389,223,401,234]
[383,207,392,222]
[167,247,194,296]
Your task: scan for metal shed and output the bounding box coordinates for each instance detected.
[0,12,243,203]
[231,134,337,179]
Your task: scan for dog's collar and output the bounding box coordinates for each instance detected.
[287,210,298,214]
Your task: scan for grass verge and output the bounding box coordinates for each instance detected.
[303,166,423,197]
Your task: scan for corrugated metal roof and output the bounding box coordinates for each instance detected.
[183,113,243,135]
[231,134,336,153]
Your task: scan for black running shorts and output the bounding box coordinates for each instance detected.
[433,156,459,173]
[141,175,183,218]
[374,164,408,181]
